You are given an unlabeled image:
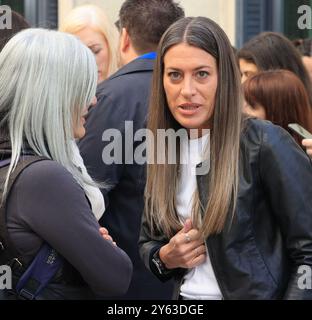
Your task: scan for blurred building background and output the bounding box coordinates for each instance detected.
[1,0,312,47]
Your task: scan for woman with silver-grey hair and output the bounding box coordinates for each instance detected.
[0,28,132,299]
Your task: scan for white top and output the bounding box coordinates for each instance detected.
[176,133,222,300]
[72,141,105,221]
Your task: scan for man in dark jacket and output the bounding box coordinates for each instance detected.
[79,0,185,299]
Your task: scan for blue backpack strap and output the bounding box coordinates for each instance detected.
[16,243,63,300]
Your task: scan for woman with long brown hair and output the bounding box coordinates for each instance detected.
[237,32,312,109]
[139,17,312,300]
[243,69,312,146]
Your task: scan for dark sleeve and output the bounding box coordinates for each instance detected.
[139,212,177,282]
[12,161,132,297]
[78,86,148,204]
[78,94,125,204]
[259,124,312,299]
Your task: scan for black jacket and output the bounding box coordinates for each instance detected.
[79,58,173,299]
[139,119,312,300]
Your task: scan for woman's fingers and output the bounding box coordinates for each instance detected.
[99,227,109,235]
[302,139,312,157]
[99,227,116,244]
[183,244,207,263]
[179,229,203,245]
[162,226,206,269]
[302,139,312,147]
[103,235,113,242]
[189,253,207,269]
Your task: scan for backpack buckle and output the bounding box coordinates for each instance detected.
[9,257,23,270]
[18,288,35,300]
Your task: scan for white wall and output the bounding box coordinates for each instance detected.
[59,0,236,44]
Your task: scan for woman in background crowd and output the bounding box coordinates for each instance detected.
[293,38,312,82]
[60,4,120,83]
[243,69,312,147]
[0,29,132,299]
[237,32,312,108]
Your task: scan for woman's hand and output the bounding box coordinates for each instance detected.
[159,219,207,270]
[99,227,117,246]
[302,139,312,158]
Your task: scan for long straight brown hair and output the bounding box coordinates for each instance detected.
[145,17,243,238]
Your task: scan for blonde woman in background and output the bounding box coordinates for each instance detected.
[60,4,120,83]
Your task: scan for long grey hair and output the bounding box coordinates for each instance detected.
[0,28,98,198]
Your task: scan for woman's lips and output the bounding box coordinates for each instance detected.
[178,103,201,115]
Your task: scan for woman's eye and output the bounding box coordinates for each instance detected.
[244,71,254,79]
[169,72,181,81]
[197,71,209,79]
[90,46,102,55]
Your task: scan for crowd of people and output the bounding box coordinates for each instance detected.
[0,0,312,300]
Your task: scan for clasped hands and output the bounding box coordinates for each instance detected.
[159,219,206,270]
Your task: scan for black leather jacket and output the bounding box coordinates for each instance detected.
[139,119,312,300]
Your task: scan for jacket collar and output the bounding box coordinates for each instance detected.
[98,58,154,87]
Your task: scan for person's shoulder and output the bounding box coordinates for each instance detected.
[242,118,302,156]
[96,59,154,95]
[242,117,288,145]
[17,159,78,191]
[243,117,277,132]
[110,58,154,80]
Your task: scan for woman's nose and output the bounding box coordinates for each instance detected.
[181,78,196,98]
